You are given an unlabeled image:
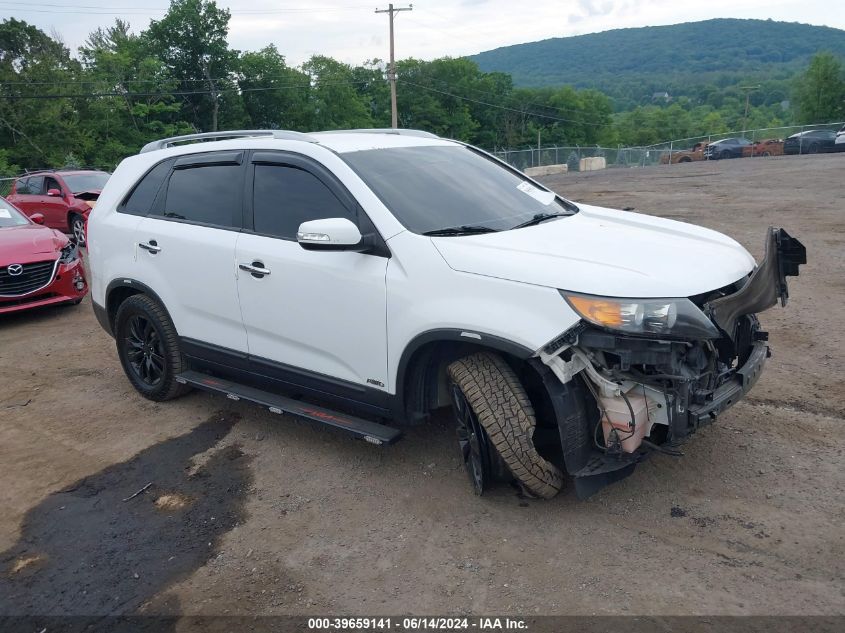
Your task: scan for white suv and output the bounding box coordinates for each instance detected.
[88,129,805,499]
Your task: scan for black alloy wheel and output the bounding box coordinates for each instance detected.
[450,382,493,495]
[124,314,165,387]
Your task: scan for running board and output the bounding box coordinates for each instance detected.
[175,370,402,445]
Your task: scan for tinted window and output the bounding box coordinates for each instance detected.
[121,160,173,216]
[44,177,61,193]
[252,164,352,239]
[14,178,30,194]
[341,145,575,234]
[160,164,241,227]
[61,172,110,193]
[26,176,44,195]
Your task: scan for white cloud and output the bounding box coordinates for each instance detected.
[13,0,845,67]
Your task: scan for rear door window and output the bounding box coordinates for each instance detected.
[26,176,44,195]
[155,154,243,228]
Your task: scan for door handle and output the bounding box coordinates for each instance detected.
[139,240,161,254]
[239,261,271,278]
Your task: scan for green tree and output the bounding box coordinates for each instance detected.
[237,45,312,130]
[78,20,189,164]
[302,55,372,130]
[146,0,235,132]
[794,52,845,123]
[0,18,84,167]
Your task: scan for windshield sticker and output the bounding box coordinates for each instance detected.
[0,209,11,218]
[517,181,555,205]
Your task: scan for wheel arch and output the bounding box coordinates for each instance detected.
[394,329,535,424]
[66,205,89,228]
[103,278,170,337]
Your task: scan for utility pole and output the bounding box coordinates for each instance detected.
[740,85,761,133]
[375,3,412,128]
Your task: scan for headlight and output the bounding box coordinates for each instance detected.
[562,292,720,339]
[59,242,79,264]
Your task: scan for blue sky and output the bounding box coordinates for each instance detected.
[4,0,844,65]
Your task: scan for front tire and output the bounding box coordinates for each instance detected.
[69,214,86,246]
[115,294,190,401]
[447,352,564,499]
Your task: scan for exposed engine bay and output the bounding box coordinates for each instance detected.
[537,227,806,497]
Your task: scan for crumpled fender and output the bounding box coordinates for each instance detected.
[707,227,806,339]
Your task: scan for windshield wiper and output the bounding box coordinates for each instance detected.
[510,212,569,230]
[422,225,499,237]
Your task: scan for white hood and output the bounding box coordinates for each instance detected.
[430,204,756,298]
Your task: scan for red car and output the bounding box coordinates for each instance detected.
[0,197,88,315]
[5,169,110,246]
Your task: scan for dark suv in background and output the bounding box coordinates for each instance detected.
[783,129,837,155]
[6,170,110,245]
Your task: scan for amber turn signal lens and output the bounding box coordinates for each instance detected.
[566,295,623,327]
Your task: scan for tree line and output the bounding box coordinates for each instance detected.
[1,0,844,174]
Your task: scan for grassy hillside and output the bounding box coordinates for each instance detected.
[470,18,845,102]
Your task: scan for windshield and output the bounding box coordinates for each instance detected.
[341,145,576,234]
[0,198,30,228]
[61,172,110,193]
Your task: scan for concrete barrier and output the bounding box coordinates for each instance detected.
[524,164,568,177]
[579,156,607,172]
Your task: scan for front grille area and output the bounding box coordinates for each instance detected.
[0,260,57,296]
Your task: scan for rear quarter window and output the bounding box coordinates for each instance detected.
[119,159,174,216]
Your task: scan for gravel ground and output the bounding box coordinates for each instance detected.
[0,153,842,618]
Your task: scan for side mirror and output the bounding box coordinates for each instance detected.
[297,218,365,251]
[30,213,45,225]
[47,188,62,197]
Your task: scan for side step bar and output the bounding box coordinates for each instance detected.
[175,370,402,445]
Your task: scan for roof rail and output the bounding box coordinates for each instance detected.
[318,128,439,139]
[139,129,317,154]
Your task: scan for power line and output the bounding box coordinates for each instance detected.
[1,73,308,86]
[399,80,608,127]
[0,1,373,14]
[0,79,370,99]
[1,75,610,129]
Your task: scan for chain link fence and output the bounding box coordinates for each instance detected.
[493,122,845,171]
[0,177,14,197]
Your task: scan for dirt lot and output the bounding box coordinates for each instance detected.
[1,154,843,618]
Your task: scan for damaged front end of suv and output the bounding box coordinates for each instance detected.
[535,227,806,498]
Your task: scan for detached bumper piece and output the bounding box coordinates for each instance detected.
[175,370,402,445]
[709,227,806,339]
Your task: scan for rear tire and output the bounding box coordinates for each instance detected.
[115,294,191,401]
[447,352,564,499]
[808,142,820,154]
